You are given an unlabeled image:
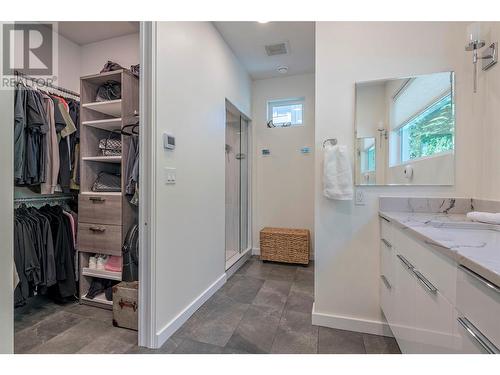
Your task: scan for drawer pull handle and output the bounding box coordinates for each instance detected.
[89,226,106,233]
[380,215,390,223]
[457,317,499,354]
[412,269,438,294]
[381,238,392,249]
[89,197,106,203]
[397,254,414,270]
[459,265,500,294]
[380,275,392,290]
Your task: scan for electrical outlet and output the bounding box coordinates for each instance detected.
[355,189,366,206]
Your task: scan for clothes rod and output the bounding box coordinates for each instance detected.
[14,70,80,98]
[14,194,75,204]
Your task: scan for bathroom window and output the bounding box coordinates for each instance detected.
[366,145,375,172]
[398,93,454,163]
[267,97,304,127]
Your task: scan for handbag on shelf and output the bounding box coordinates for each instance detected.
[91,172,121,192]
[95,80,122,102]
[98,130,122,156]
[100,60,125,73]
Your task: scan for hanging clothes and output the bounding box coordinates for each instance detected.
[13,83,80,194]
[14,204,77,307]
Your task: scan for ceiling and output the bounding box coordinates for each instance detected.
[213,22,315,80]
[57,22,139,45]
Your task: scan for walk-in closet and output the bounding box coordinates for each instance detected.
[12,22,142,354]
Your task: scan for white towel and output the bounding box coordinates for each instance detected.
[466,211,500,225]
[323,144,353,200]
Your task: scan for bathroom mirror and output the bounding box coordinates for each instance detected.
[354,71,455,185]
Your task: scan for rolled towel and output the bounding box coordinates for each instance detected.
[323,144,353,200]
[466,211,500,225]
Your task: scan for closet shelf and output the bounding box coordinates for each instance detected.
[80,191,122,196]
[82,118,122,131]
[82,267,122,281]
[81,293,113,307]
[82,99,122,117]
[82,156,122,164]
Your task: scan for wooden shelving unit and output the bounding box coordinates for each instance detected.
[78,69,139,309]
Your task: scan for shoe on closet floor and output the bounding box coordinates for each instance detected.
[88,256,97,269]
[96,255,109,270]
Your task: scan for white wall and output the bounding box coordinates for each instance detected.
[151,22,251,346]
[251,73,315,257]
[56,31,82,93]
[475,22,500,201]
[79,33,140,77]
[314,22,477,335]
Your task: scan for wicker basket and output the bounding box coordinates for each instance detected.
[260,227,310,265]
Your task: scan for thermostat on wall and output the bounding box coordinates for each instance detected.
[163,132,175,150]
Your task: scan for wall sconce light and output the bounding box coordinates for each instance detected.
[465,23,498,93]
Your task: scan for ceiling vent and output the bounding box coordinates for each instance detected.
[265,42,289,56]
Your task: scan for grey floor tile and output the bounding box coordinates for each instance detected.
[15,310,83,353]
[295,267,314,284]
[126,337,183,354]
[363,334,401,354]
[78,327,138,354]
[241,260,272,279]
[222,275,265,304]
[318,327,366,354]
[266,263,298,282]
[226,304,282,353]
[284,289,314,314]
[174,339,248,354]
[63,303,113,323]
[27,318,113,354]
[14,298,62,332]
[179,293,249,347]
[271,310,318,354]
[253,279,291,313]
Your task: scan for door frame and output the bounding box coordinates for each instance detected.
[138,21,156,348]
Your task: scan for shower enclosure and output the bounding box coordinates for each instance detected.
[225,102,249,268]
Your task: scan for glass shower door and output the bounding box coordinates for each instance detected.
[225,110,249,266]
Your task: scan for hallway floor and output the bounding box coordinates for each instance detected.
[15,257,400,354]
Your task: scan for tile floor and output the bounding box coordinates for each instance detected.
[15,257,400,354]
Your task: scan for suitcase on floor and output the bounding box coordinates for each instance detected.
[112,281,138,331]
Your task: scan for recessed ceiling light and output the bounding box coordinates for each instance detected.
[277,66,289,74]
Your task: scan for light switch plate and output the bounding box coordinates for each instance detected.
[355,189,366,206]
[164,167,176,184]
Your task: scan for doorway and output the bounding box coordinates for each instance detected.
[225,101,250,269]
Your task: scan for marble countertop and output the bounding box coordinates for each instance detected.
[379,210,500,287]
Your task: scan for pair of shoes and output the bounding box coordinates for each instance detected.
[88,254,109,270]
[97,255,109,270]
[88,256,97,269]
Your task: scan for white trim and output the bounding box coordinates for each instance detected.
[138,21,157,349]
[225,247,252,272]
[225,250,252,279]
[312,303,394,337]
[252,247,261,256]
[155,273,227,348]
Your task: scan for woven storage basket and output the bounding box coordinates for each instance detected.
[260,227,310,265]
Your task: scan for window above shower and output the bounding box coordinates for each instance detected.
[267,97,304,127]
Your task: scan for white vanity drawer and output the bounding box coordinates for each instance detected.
[392,226,456,304]
[380,216,393,245]
[380,273,394,324]
[454,309,496,354]
[456,265,500,351]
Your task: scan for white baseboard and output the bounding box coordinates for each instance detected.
[312,303,393,337]
[154,273,227,348]
[226,250,251,278]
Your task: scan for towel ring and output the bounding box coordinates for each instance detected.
[323,138,338,148]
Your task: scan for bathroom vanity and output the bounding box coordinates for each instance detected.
[378,198,500,354]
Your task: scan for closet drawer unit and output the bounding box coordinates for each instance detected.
[456,265,500,351]
[392,226,456,304]
[79,194,122,225]
[78,223,122,256]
